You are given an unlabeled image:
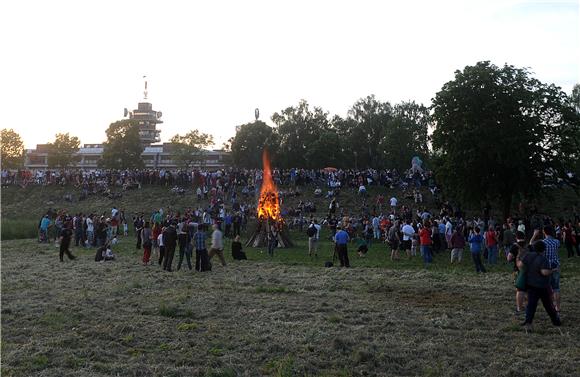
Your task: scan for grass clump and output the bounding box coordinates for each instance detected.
[177,322,198,332]
[256,286,292,294]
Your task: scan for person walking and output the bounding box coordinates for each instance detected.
[157,227,166,266]
[518,241,561,332]
[162,222,178,272]
[530,226,561,313]
[387,221,400,261]
[468,227,486,273]
[334,225,350,267]
[59,221,76,262]
[209,224,226,267]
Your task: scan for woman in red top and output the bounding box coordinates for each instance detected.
[485,226,499,265]
[419,220,433,267]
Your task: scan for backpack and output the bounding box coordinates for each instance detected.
[307,225,316,237]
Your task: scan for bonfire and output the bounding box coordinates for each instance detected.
[246,149,293,248]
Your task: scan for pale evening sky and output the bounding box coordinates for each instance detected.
[1,0,578,149]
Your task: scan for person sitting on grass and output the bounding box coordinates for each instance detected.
[356,238,369,258]
[231,235,247,260]
[95,241,115,262]
[517,241,561,332]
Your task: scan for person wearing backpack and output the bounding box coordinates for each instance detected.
[307,220,321,257]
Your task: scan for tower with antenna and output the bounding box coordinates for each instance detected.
[123,75,163,145]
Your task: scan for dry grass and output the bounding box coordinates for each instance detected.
[2,238,580,377]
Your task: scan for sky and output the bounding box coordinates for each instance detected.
[1,0,578,149]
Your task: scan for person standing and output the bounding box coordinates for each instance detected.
[162,223,178,272]
[141,222,153,265]
[86,214,94,247]
[307,220,321,257]
[176,219,193,271]
[518,241,561,331]
[485,225,499,265]
[59,221,76,262]
[468,227,486,273]
[449,226,465,264]
[507,231,528,315]
[193,225,210,272]
[387,221,400,261]
[209,224,226,267]
[401,220,415,259]
[419,220,433,268]
[134,214,144,249]
[267,226,278,257]
[157,227,166,266]
[334,225,350,267]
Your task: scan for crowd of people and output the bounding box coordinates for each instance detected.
[26,164,579,333]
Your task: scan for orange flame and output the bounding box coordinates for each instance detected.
[257,149,282,223]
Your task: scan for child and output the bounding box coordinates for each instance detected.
[468,227,486,273]
[411,233,419,257]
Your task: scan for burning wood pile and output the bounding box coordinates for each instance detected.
[245,149,294,248]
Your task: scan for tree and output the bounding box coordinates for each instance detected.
[100,120,144,169]
[1,128,24,169]
[230,121,277,168]
[381,101,430,171]
[47,133,80,168]
[272,100,330,168]
[431,61,580,219]
[345,95,393,169]
[169,130,214,169]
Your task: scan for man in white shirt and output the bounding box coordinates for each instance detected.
[445,218,453,249]
[307,220,322,257]
[209,224,226,267]
[401,220,415,258]
[390,197,398,213]
[86,215,94,247]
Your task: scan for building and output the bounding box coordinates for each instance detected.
[24,144,229,170]
[24,81,229,170]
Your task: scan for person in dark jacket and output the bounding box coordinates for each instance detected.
[517,240,561,331]
[59,221,76,262]
[231,235,247,260]
[162,223,178,272]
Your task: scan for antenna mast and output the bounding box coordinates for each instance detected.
[143,75,148,100]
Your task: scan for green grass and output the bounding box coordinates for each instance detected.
[1,238,579,376]
[1,219,38,240]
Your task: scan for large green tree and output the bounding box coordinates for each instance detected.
[272,100,332,168]
[1,128,24,169]
[431,61,580,219]
[169,130,214,169]
[345,95,393,169]
[47,133,80,168]
[230,121,277,168]
[100,120,144,169]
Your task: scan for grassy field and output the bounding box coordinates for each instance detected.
[2,233,580,377]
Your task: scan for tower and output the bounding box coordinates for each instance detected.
[125,76,163,145]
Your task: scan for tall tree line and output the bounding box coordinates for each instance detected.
[231,96,430,171]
